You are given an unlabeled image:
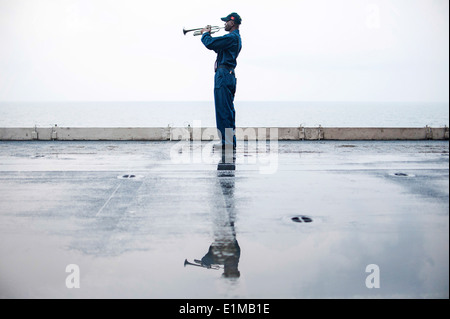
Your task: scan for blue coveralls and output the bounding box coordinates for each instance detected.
[201,30,242,148]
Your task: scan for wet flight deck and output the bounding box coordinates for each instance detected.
[0,140,448,298]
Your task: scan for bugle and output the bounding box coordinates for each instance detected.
[183,26,224,36]
[184,259,220,270]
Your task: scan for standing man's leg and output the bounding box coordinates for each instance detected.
[214,72,236,149]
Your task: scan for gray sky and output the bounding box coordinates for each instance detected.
[0,0,448,102]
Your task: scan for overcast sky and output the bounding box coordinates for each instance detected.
[0,0,448,102]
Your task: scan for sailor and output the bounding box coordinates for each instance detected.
[201,12,242,151]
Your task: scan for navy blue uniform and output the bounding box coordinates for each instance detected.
[201,30,242,148]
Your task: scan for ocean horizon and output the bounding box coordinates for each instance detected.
[0,101,448,128]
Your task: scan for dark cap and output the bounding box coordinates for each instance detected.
[221,12,242,24]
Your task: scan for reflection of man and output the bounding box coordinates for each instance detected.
[201,240,240,278]
[201,13,242,151]
[201,172,240,277]
[184,164,240,277]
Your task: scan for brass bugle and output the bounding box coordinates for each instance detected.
[183,26,224,36]
[184,259,220,269]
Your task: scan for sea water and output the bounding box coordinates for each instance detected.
[0,101,448,128]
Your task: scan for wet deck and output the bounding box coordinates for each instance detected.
[0,140,448,298]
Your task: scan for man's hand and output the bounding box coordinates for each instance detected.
[201,25,211,35]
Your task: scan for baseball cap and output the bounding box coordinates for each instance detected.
[221,12,242,24]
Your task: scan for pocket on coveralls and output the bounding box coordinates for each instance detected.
[214,70,225,89]
[226,73,236,96]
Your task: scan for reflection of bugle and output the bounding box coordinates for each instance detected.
[183,26,224,36]
[184,259,220,270]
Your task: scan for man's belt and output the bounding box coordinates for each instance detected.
[215,65,235,73]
